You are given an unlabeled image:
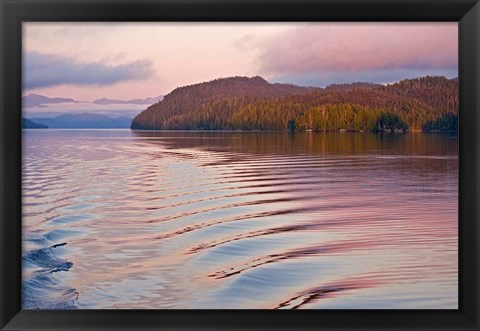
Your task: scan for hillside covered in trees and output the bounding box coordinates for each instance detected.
[130,76,458,132]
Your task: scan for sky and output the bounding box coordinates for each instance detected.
[23,22,458,116]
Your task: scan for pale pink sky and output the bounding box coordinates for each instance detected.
[23,22,458,102]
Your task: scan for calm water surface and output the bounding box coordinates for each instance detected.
[22,130,458,309]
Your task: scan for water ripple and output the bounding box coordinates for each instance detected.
[22,130,458,309]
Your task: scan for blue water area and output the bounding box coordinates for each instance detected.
[22,130,458,309]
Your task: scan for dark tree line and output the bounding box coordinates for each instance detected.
[423,113,458,132]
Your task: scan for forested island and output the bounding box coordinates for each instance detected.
[130,76,458,132]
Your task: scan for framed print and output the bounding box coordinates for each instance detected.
[1,0,479,330]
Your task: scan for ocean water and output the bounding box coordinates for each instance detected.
[22,130,458,309]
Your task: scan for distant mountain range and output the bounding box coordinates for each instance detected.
[23,94,163,108]
[23,94,78,108]
[22,93,163,126]
[22,117,48,128]
[93,96,162,105]
[131,75,458,132]
[28,113,133,129]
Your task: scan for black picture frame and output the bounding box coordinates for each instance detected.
[1,0,479,330]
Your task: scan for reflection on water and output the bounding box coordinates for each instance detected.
[22,130,458,309]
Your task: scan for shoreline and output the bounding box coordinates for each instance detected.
[22,128,458,134]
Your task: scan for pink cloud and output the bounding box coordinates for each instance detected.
[255,23,457,76]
